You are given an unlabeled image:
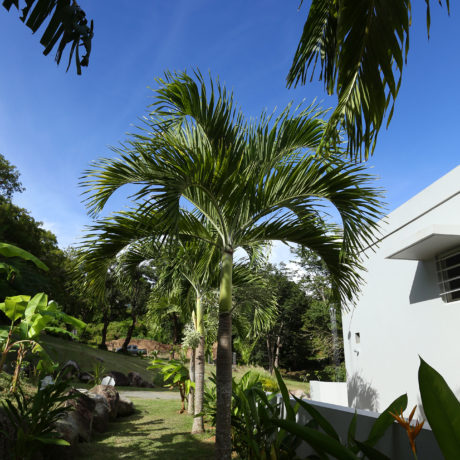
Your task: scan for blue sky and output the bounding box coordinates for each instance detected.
[0,1,458,264]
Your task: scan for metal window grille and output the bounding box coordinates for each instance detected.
[436,248,460,303]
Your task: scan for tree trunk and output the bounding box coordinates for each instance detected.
[267,337,274,375]
[188,347,196,415]
[215,250,233,460]
[99,307,110,350]
[192,295,205,433]
[274,335,282,369]
[122,312,137,352]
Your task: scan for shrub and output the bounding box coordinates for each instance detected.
[1,375,74,459]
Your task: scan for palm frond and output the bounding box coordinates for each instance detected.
[287,0,449,159]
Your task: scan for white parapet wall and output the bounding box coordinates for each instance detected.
[277,396,442,459]
[309,381,348,406]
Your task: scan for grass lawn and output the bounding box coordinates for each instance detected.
[41,335,157,383]
[75,398,215,460]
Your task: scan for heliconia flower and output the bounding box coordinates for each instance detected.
[390,405,425,456]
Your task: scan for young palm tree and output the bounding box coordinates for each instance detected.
[82,71,382,459]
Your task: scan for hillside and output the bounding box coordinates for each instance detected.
[41,335,157,383]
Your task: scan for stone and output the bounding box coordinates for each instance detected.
[88,385,119,419]
[108,370,130,386]
[127,371,151,388]
[63,389,96,442]
[117,396,135,417]
[87,394,111,432]
[101,376,115,386]
[79,372,93,384]
[61,360,80,380]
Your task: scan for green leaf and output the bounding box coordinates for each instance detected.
[366,393,407,446]
[0,243,48,271]
[419,358,460,460]
[34,435,70,446]
[275,418,359,460]
[354,440,390,460]
[294,396,340,442]
[274,367,296,421]
[2,295,29,321]
[25,293,48,319]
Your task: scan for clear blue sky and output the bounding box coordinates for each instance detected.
[0,1,458,261]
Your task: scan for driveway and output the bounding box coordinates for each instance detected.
[119,390,180,400]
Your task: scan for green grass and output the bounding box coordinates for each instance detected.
[75,398,215,460]
[41,335,158,383]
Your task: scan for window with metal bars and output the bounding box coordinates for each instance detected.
[436,248,460,303]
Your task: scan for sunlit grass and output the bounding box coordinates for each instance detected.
[75,398,215,460]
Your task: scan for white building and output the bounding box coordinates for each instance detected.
[342,165,460,417]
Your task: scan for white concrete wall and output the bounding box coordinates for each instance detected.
[277,397,442,459]
[343,165,460,419]
[310,381,348,406]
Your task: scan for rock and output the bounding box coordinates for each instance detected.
[54,417,80,445]
[62,389,96,442]
[61,360,80,380]
[79,372,93,384]
[87,394,110,432]
[88,385,119,419]
[0,408,15,459]
[108,370,130,386]
[117,396,135,417]
[128,371,152,388]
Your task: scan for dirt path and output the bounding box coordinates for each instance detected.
[119,390,180,400]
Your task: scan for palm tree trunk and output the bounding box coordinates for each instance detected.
[188,347,195,415]
[274,335,282,369]
[99,307,110,350]
[122,312,137,352]
[215,250,233,459]
[267,337,274,375]
[192,294,205,433]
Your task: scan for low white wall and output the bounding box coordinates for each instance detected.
[277,396,442,459]
[309,381,347,406]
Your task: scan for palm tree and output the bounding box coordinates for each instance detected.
[82,70,382,459]
[3,0,93,74]
[288,0,449,159]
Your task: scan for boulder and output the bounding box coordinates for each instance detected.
[54,417,80,445]
[61,389,96,442]
[117,396,135,417]
[61,360,80,380]
[88,385,119,419]
[128,371,152,388]
[87,394,110,432]
[108,370,130,386]
[79,372,93,384]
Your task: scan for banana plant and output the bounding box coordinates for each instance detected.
[0,292,85,392]
[149,355,194,413]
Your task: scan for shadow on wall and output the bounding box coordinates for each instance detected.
[348,373,379,411]
[409,260,439,304]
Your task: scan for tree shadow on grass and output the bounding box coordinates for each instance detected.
[75,410,215,460]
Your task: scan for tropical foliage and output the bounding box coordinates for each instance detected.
[81,70,383,458]
[2,0,93,74]
[288,0,450,159]
[1,374,74,459]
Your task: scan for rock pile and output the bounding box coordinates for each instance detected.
[54,384,135,446]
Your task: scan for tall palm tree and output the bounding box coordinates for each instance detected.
[288,0,449,159]
[82,70,382,459]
